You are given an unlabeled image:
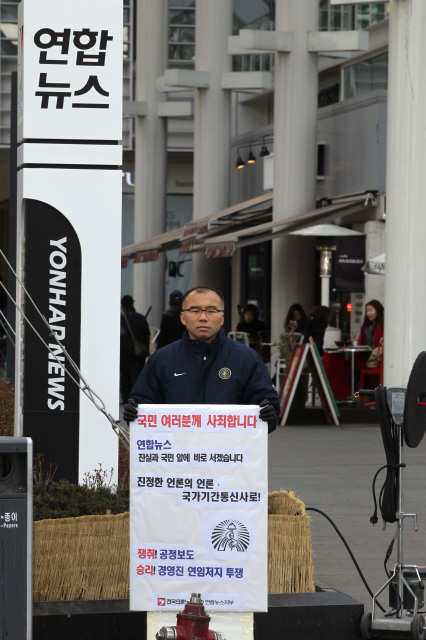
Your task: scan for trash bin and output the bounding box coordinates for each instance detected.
[0,437,33,639]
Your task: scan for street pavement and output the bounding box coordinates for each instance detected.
[268,423,426,611]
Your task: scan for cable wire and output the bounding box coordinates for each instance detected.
[306,507,386,613]
[372,386,399,524]
[0,308,16,344]
[0,249,129,449]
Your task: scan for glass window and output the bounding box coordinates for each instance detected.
[1,39,17,55]
[168,44,195,61]
[319,0,329,31]
[319,2,389,31]
[169,26,195,43]
[261,54,272,72]
[1,5,18,22]
[343,6,355,30]
[251,54,260,72]
[371,52,388,91]
[233,56,242,72]
[356,5,371,29]
[170,9,196,24]
[371,3,386,23]
[169,1,196,61]
[344,52,388,100]
[233,0,275,33]
[242,55,251,72]
[170,0,195,7]
[232,1,275,72]
[330,6,342,30]
[1,4,18,42]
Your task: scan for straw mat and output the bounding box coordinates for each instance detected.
[33,512,130,601]
[268,490,315,594]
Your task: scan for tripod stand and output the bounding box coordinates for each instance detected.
[359,386,425,640]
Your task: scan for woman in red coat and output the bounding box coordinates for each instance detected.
[357,300,384,350]
[323,300,384,399]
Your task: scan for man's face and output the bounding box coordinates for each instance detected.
[181,290,224,343]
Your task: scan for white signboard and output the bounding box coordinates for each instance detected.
[330,0,372,3]
[130,405,268,613]
[18,0,123,141]
[15,0,122,484]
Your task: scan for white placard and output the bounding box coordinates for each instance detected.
[130,405,268,613]
[330,0,371,3]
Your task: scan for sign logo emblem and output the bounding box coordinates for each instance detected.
[157,598,166,607]
[219,368,231,380]
[211,519,250,552]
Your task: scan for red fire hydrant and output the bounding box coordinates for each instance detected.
[156,593,225,640]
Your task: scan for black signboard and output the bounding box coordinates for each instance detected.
[23,199,81,483]
[335,236,365,292]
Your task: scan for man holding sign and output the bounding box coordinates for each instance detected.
[123,287,279,432]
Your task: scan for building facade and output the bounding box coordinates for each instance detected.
[0,0,390,353]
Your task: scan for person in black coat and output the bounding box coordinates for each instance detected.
[120,295,150,403]
[156,289,185,349]
[302,305,331,356]
[234,303,266,345]
[284,303,308,333]
[123,286,279,432]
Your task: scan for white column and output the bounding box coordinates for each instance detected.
[133,0,168,327]
[192,0,232,289]
[384,0,426,385]
[271,0,318,348]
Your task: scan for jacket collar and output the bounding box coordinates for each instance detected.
[183,327,226,351]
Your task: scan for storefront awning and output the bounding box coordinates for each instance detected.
[182,192,273,237]
[121,193,273,263]
[203,195,370,258]
[121,226,183,262]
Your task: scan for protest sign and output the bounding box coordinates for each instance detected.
[130,404,267,612]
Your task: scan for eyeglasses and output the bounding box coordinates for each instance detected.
[183,307,224,317]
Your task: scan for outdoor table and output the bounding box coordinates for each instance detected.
[325,345,371,398]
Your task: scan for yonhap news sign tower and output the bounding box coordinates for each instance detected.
[15,0,123,482]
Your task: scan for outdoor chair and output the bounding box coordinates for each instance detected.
[227,331,249,346]
[359,354,383,406]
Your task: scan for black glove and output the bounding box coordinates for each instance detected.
[123,398,139,424]
[259,399,274,423]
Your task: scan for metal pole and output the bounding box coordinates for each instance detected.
[321,277,330,307]
[319,248,333,306]
[397,424,404,616]
[6,71,17,381]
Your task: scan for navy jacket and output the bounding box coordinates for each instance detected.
[130,328,280,433]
